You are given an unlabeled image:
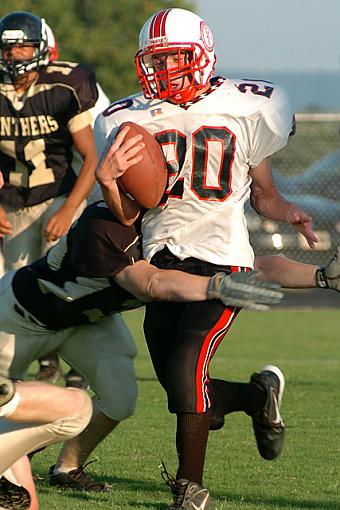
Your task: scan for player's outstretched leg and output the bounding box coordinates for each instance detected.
[249,365,285,460]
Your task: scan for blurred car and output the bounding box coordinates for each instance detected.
[272,150,340,201]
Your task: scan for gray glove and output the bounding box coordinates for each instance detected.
[316,244,340,291]
[208,270,283,311]
[0,375,15,407]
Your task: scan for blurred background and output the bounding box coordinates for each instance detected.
[1,0,340,283]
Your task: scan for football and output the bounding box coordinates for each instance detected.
[117,121,168,209]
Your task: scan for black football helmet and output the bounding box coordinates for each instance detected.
[0,11,49,80]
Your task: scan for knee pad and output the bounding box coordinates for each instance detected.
[94,381,137,422]
[90,356,137,421]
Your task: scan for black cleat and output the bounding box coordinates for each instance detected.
[161,464,211,509]
[36,361,62,384]
[0,477,30,510]
[49,463,109,492]
[250,364,285,460]
[65,369,89,390]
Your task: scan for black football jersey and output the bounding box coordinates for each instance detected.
[12,202,143,330]
[0,61,98,208]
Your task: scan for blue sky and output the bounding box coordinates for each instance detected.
[196,0,340,73]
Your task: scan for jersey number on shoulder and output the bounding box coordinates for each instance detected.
[156,126,236,204]
[236,81,274,99]
[46,62,77,75]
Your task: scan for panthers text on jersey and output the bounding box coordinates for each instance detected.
[11,202,142,330]
[0,61,98,209]
[95,77,294,268]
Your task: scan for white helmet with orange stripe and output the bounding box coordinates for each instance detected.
[45,22,58,61]
[135,8,216,103]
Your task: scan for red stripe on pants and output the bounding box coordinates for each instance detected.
[195,306,239,413]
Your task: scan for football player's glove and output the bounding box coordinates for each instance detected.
[0,375,15,407]
[316,244,340,291]
[208,271,283,311]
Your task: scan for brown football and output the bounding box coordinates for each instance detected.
[117,121,168,209]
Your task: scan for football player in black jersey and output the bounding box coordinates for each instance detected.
[0,11,100,386]
[0,10,98,265]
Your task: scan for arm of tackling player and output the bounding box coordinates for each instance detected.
[114,261,283,310]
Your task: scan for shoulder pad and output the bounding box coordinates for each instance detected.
[101,92,147,118]
[40,61,98,112]
[98,92,151,131]
[214,78,289,118]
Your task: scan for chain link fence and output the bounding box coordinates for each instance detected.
[246,113,340,266]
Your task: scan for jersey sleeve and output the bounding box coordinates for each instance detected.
[94,112,119,161]
[67,109,93,133]
[93,94,139,159]
[69,64,99,113]
[249,85,294,168]
[94,112,108,159]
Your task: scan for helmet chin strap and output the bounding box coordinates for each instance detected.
[5,65,38,91]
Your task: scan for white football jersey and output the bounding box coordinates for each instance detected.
[94,77,294,267]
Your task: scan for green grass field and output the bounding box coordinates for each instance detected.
[30,308,340,510]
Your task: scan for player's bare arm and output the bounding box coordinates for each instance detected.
[114,260,283,311]
[249,157,318,249]
[255,255,317,288]
[44,124,98,242]
[95,126,143,225]
[255,244,340,292]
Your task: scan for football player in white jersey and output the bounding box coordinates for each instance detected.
[94,8,318,509]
